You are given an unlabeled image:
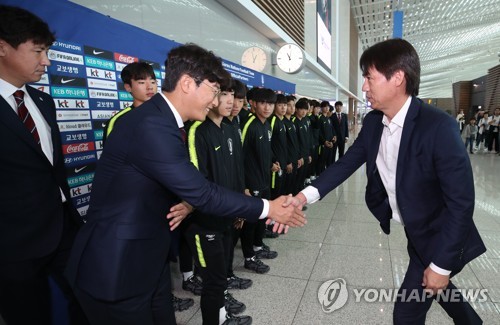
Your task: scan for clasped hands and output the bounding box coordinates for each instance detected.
[166,194,308,234]
[266,193,307,234]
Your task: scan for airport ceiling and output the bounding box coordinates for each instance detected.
[350,0,500,98]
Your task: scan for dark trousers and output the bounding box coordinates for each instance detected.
[333,140,346,160]
[295,160,308,195]
[74,258,175,325]
[0,204,87,325]
[283,166,297,195]
[465,136,475,153]
[487,128,499,152]
[179,222,194,274]
[270,170,285,199]
[185,223,231,325]
[309,145,319,177]
[240,189,269,258]
[393,237,482,325]
[318,145,333,174]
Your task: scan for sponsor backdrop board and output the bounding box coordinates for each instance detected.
[7,0,295,217]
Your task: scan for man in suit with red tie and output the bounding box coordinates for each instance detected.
[0,5,87,325]
[292,39,485,324]
[65,43,306,324]
[331,100,349,159]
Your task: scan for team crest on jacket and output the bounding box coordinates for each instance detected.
[227,138,233,156]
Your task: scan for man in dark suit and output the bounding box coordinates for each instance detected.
[65,43,306,324]
[330,100,349,159]
[0,5,87,325]
[292,39,486,324]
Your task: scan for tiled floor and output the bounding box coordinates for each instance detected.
[0,151,498,325]
[173,151,500,324]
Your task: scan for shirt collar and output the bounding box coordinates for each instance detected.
[159,92,184,128]
[382,96,412,128]
[0,78,28,101]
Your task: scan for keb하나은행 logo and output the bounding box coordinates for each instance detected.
[317,278,348,313]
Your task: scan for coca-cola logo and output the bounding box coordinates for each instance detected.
[114,52,138,64]
[63,142,94,154]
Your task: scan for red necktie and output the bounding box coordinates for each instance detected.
[14,90,40,145]
[179,127,186,144]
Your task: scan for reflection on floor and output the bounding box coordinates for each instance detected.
[173,151,500,325]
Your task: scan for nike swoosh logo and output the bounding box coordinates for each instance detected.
[74,166,87,173]
[61,78,75,84]
[215,146,221,151]
[101,123,107,128]
[259,136,263,139]
[93,50,104,55]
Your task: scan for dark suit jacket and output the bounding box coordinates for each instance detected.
[331,112,348,139]
[313,97,486,272]
[66,93,264,301]
[0,85,80,264]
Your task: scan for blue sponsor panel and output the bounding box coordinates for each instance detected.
[118,91,133,101]
[51,87,88,98]
[66,162,97,178]
[67,172,94,188]
[51,40,84,54]
[64,152,98,167]
[50,75,87,87]
[88,99,119,110]
[85,56,115,70]
[61,130,95,144]
[71,193,91,209]
[94,129,103,141]
[48,62,86,78]
[83,45,114,61]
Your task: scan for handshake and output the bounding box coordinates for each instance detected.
[266,193,308,234]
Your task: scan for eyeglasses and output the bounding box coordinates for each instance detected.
[199,80,221,98]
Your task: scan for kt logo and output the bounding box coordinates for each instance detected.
[317,278,348,313]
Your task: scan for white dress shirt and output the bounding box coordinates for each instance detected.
[159,92,269,219]
[301,96,450,275]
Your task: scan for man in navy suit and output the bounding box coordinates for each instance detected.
[65,43,306,324]
[0,5,87,325]
[292,39,485,324]
[331,100,349,159]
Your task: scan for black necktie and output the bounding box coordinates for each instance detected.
[14,90,40,145]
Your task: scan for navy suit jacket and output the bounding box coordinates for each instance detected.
[312,97,486,272]
[66,93,264,301]
[0,85,80,264]
[331,112,348,139]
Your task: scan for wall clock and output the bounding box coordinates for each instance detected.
[241,46,267,72]
[276,43,305,74]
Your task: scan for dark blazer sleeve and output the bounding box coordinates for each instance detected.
[128,112,263,221]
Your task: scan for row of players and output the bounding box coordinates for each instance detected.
[104,62,349,325]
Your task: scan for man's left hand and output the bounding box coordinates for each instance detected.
[422,266,449,295]
[166,201,193,231]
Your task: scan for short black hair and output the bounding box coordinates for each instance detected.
[360,38,420,96]
[246,87,257,101]
[335,101,343,107]
[162,43,230,92]
[0,5,55,48]
[232,79,247,99]
[220,78,235,92]
[320,101,330,108]
[286,95,296,102]
[295,98,309,110]
[121,62,156,85]
[253,88,276,103]
[275,94,287,104]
